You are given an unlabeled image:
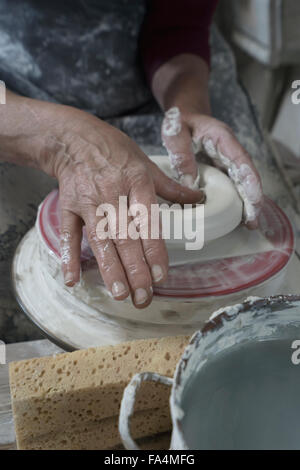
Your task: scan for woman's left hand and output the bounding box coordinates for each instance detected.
[162,107,263,229]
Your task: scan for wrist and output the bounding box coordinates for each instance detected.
[152,54,211,116]
[0,92,72,177]
[0,93,51,169]
[166,101,211,119]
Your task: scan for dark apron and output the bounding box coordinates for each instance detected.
[0,0,151,117]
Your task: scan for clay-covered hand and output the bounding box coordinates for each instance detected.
[39,106,203,308]
[162,107,263,229]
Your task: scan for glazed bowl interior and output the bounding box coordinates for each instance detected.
[174,296,300,450]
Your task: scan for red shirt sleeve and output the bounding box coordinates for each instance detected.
[140,0,219,85]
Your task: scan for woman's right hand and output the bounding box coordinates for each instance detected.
[1,95,203,308]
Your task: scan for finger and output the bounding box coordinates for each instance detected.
[129,176,169,286]
[162,107,199,187]
[201,133,263,227]
[83,206,130,301]
[60,210,83,287]
[148,160,205,205]
[112,194,153,308]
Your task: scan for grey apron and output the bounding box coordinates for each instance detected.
[0,0,151,117]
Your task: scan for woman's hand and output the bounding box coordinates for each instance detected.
[0,92,203,308]
[162,108,263,228]
[52,109,204,308]
[152,54,263,229]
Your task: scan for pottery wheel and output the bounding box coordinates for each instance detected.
[12,157,294,350]
[12,186,294,350]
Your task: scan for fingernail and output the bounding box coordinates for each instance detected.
[151,264,164,283]
[64,272,74,286]
[134,288,148,305]
[180,174,197,190]
[112,281,127,297]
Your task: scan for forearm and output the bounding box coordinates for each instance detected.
[0,90,65,174]
[0,90,40,166]
[151,53,211,115]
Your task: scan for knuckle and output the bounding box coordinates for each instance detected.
[60,229,72,241]
[218,122,232,133]
[75,179,98,203]
[128,166,150,187]
[144,242,167,261]
[143,245,159,259]
[100,257,117,274]
[114,237,132,249]
[87,228,103,246]
[127,262,150,282]
[135,174,152,191]
[174,154,195,170]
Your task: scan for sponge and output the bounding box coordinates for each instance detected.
[19,407,172,450]
[10,335,189,449]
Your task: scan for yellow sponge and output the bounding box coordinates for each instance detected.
[9,335,189,449]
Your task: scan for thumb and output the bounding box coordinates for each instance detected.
[149,159,205,205]
[162,107,198,189]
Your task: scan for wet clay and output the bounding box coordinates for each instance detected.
[181,339,300,450]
